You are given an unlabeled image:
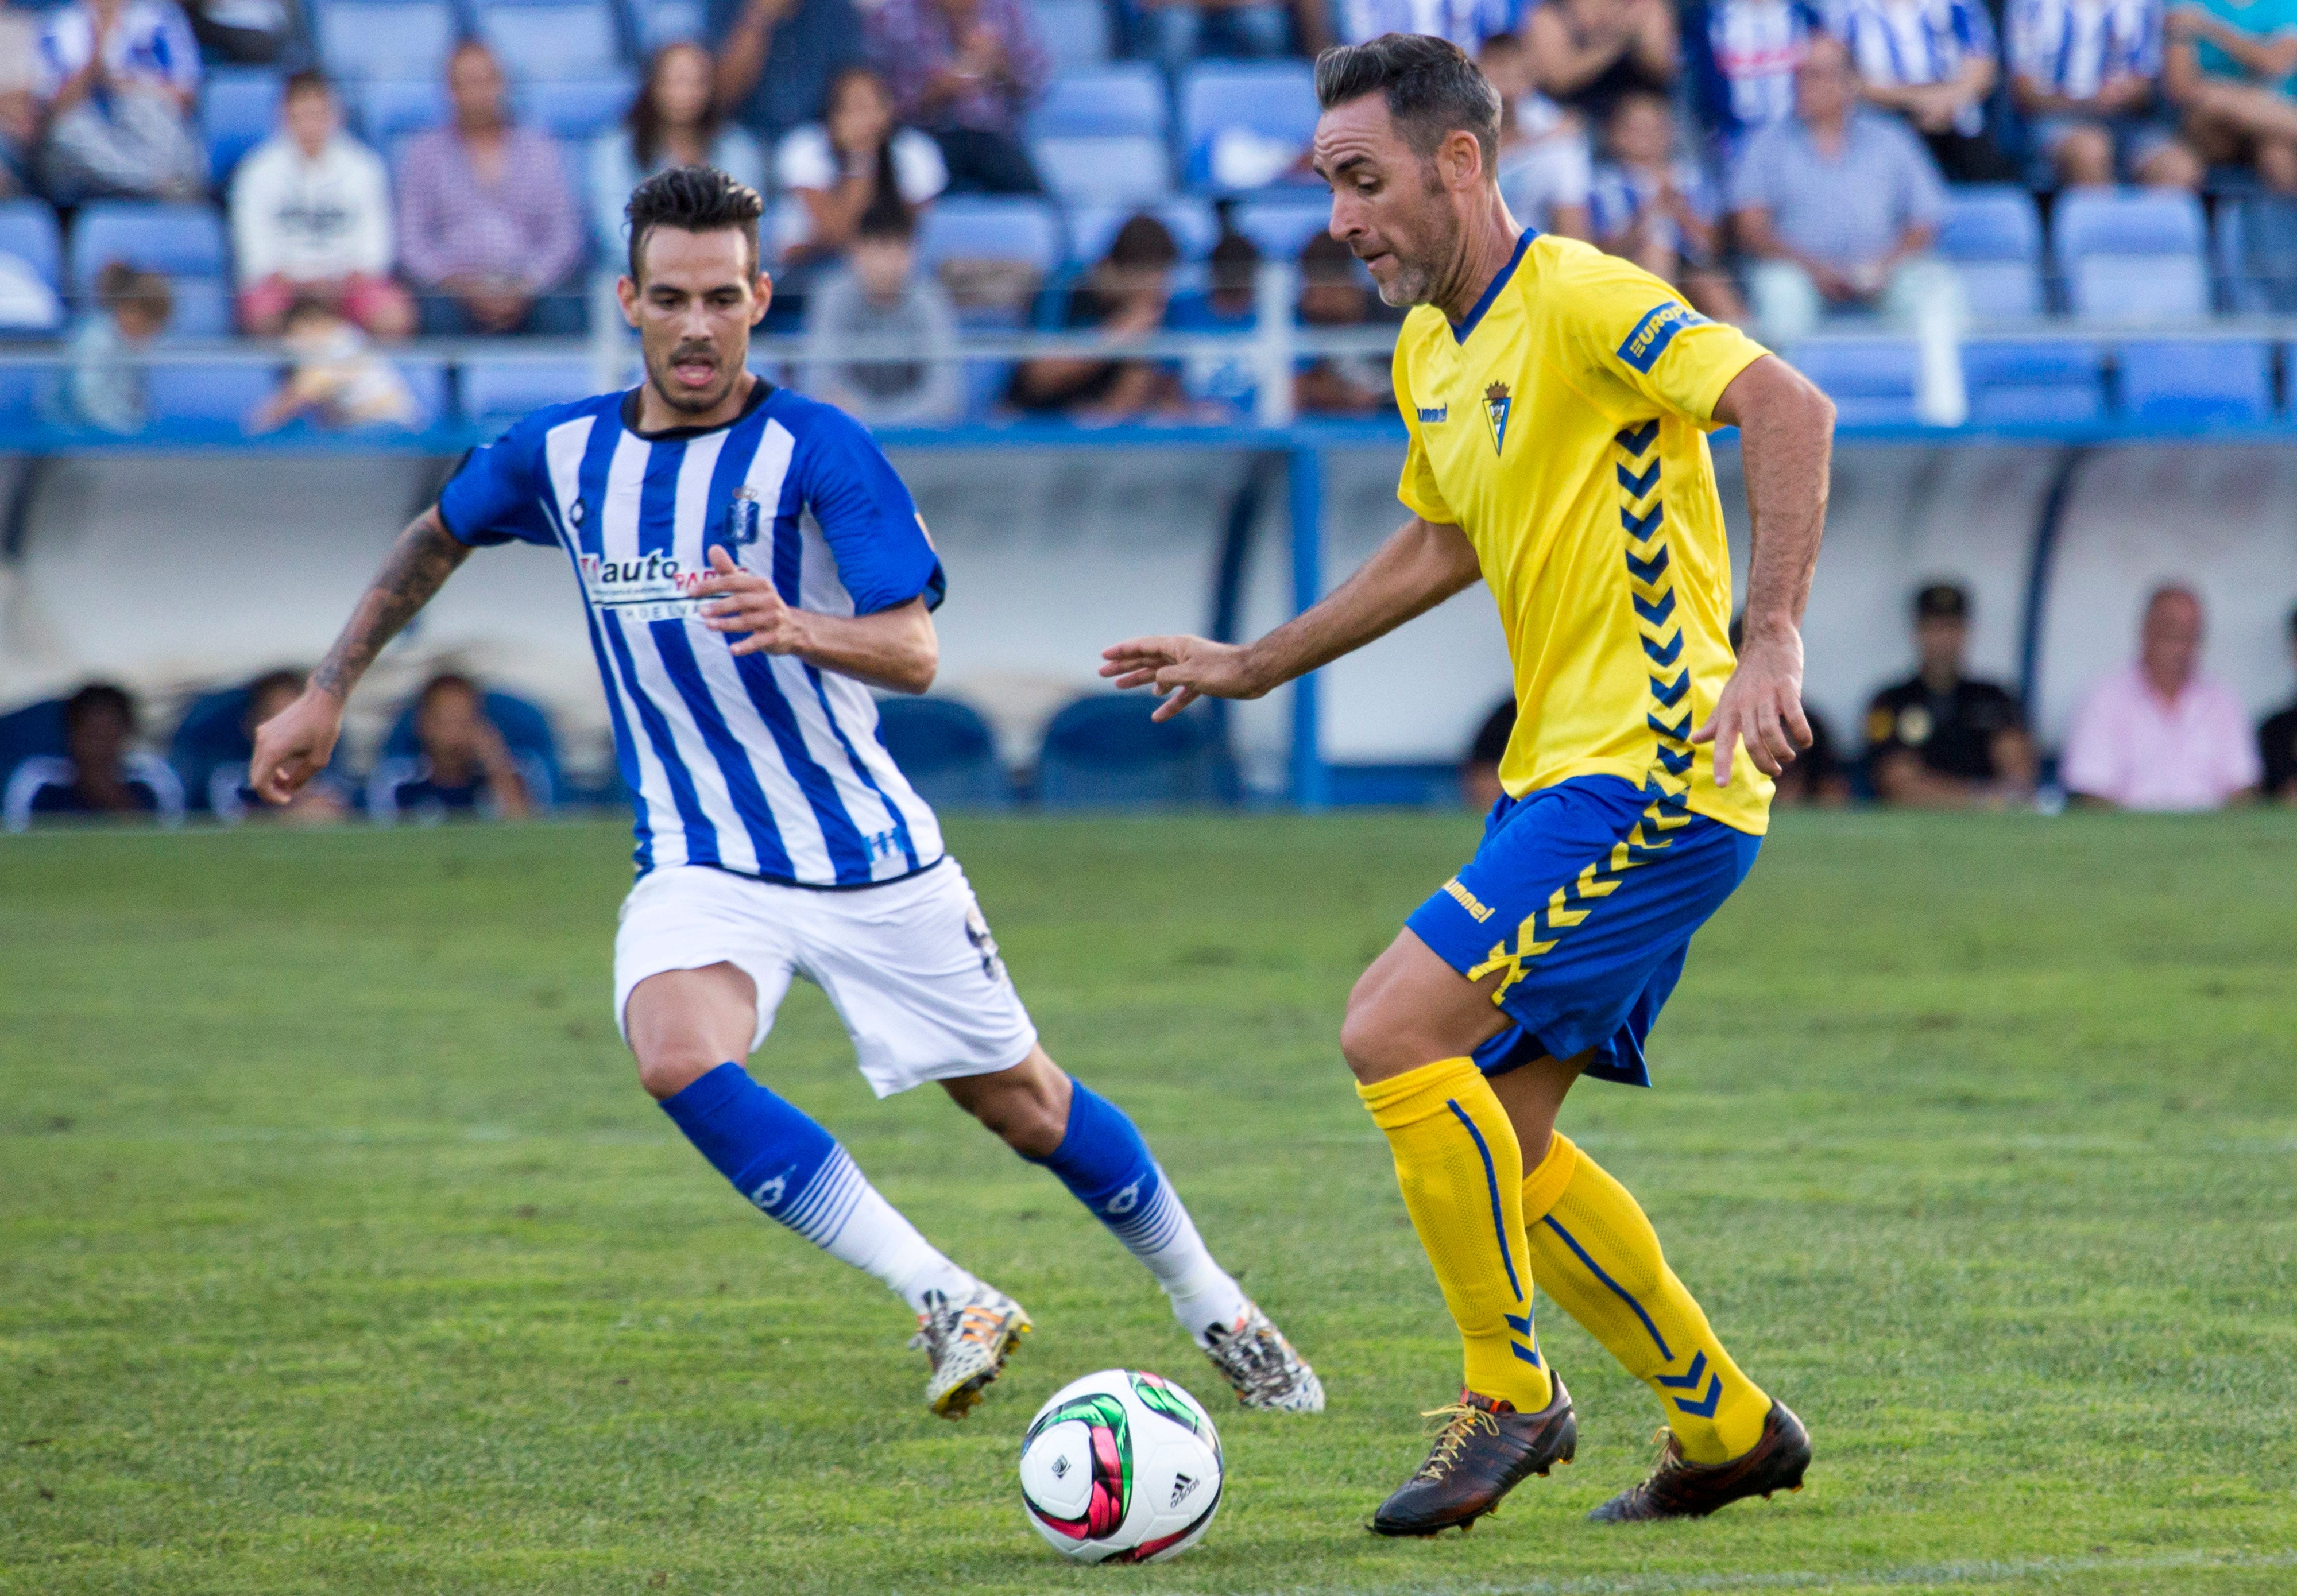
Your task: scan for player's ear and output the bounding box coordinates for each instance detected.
[1443,129,1483,192]
[751,270,774,326]
[616,273,641,328]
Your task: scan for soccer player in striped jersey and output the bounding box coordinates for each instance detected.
[250,166,1321,1421]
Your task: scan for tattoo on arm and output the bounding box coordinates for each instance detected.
[311,508,471,699]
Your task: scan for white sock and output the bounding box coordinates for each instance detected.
[1122,1177,1251,1340]
[797,1146,978,1314]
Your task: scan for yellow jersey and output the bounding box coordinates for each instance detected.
[1393,231,1774,836]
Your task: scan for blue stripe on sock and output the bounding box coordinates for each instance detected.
[1445,1099,1524,1305]
[1541,1214,1673,1362]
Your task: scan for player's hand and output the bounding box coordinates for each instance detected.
[696,544,812,657]
[1693,623,1811,787]
[1099,634,1264,722]
[250,687,344,804]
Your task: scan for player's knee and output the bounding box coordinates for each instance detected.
[947,1053,1070,1157]
[631,1040,723,1102]
[1339,992,1414,1084]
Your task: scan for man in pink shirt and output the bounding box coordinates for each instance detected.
[2062,584,2261,810]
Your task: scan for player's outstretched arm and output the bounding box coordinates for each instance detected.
[1101,514,1482,721]
[1697,354,1835,787]
[693,545,938,694]
[250,506,471,803]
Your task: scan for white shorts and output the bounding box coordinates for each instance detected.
[612,858,1039,1098]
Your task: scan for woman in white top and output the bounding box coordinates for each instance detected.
[774,64,947,265]
[589,42,766,254]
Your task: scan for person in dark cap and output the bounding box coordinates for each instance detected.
[2259,605,2297,804]
[1863,581,2034,807]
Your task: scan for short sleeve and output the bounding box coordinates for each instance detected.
[795,406,946,613]
[1890,119,1948,227]
[1569,250,1771,423]
[1391,336,1455,524]
[436,414,557,547]
[2058,681,2124,799]
[1863,691,1907,754]
[892,128,949,204]
[1726,127,1779,214]
[775,125,837,192]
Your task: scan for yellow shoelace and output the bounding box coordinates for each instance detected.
[1414,1403,1501,1482]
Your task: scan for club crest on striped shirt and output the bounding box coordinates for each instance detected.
[1483,381,1511,455]
[726,487,764,549]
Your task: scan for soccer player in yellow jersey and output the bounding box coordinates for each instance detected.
[1104,33,1838,1536]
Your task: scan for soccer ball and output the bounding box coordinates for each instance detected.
[1018,1369,1224,1564]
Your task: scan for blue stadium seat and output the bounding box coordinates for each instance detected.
[462,355,598,427]
[1027,64,1166,139]
[872,696,1010,810]
[1033,0,1112,69]
[146,362,279,427]
[0,199,64,295]
[477,1,623,81]
[634,0,703,48]
[169,685,254,812]
[1786,336,1922,427]
[1030,135,1170,205]
[0,696,65,803]
[69,202,232,336]
[201,68,284,185]
[381,688,562,807]
[1232,196,1329,261]
[1178,61,1318,190]
[1962,339,2105,426]
[2051,188,2208,322]
[1036,694,1236,809]
[2214,198,2297,313]
[317,0,459,82]
[2115,339,2273,424]
[393,358,452,423]
[357,78,449,144]
[1065,198,1216,264]
[522,73,637,138]
[916,197,1063,276]
[1935,184,2041,320]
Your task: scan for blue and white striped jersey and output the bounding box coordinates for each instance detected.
[438,381,948,888]
[1687,0,1824,142]
[1828,0,1999,135]
[2007,0,2161,100]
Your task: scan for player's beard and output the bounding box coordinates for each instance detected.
[651,338,741,415]
[1373,177,1460,309]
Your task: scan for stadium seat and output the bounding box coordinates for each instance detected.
[916,197,1063,276]
[2051,189,2209,323]
[201,68,284,185]
[1935,185,2042,320]
[2214,197,2297,313]
[1066,198,1217,264]
[1962,339,2106,426]
[145,362,280,428]
[872,696,1010,809]
[0,696,65,803]
[522,73,637,139]
[1178,61,1318,190]
[169,685,255,812]
[633,0,703,48]
[1232,196,1330,262]
[357,79,450,145]
[2114,339,2273,424]
[0,199,65,328]
[461,355,600,428]
[476,1,624,81]
[1036,694,1236,809]
[380,689,562,807]
[1027,64,1166,140]
[316,0,459,82]
[1030,135,1171,206]
[1786,336,1922,427]
[68,202,232,337]
[1033,0,1112,69]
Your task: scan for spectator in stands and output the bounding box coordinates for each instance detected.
[775,64,947,266]
[2063,583,2260,809]
[2,681,184,832]
[1590,91,1747,321]
[1,0,37,196]
[397,41,585,336]
[1147,0,1321,78]
[246,297,423,432]
[233,70,412,340]
[1010,213,1189,420]
[711,0,864,148]
[592,43,767,257]
[1728,613,1848,805]
[33,0,206,202]
[57,261,166,433]
[2256,603,2297,801]
[1830,0,2017,181]
[1461,696,1513,809]
[1294,231,1392,416]
[2010,0,2205,188]
[179,0,294,64]
[1337,0,1509,51]
[801,193,963,423]
[1524,0,1679,129]
[1171,226,1262,417]
[1684,0,1822,162]
[1863,582,2036,807]
[368,672,535,824]
[865,0,1049,194]
[216,668,346,822]
[2163,0,2297,192]
[1730,36,1962,342]
[1479,33,1594,240]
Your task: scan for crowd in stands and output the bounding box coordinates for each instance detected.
[0,0,2294,430]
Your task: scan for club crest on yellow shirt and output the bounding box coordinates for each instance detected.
[1482,381,1512,454]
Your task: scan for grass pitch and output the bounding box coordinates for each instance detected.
[3,810,2295,1595]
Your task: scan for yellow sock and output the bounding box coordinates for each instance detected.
[1359,1058,1552,1412]
[1521,1133,1768,1463]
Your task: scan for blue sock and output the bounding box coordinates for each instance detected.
[1028,1080,1244,1333]
[659,1063,973,1308]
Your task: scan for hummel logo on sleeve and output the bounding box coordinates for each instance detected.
[1417,404,1449,423]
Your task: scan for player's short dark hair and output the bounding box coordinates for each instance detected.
[1105,214,1180,270]
[64,681,136,735]
[284,67,332,102]
[1314,33,1501,175]
[625,165,765,281]
[417,671,482,711]
[1913,582,1970,621]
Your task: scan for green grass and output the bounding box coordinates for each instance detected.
[3,811,2295,1595]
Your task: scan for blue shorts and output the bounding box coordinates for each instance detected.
[1405,775,1761,1088]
